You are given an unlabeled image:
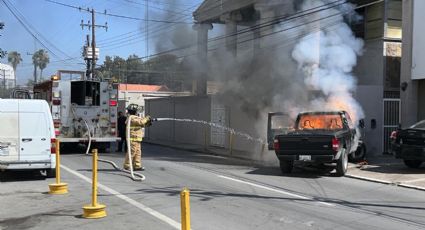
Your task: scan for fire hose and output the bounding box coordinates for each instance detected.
[72,104,145,181]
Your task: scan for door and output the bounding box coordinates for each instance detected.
[383,98,401,153]
[0,110,19,162]
[19,112,50,161]
[267,112,292,150]
[211,106,226,147]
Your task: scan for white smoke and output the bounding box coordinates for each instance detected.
[291,0,364,124]
[290,0,365,152]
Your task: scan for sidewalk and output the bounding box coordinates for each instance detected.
[347,155,425,191]
[145,139,425,191]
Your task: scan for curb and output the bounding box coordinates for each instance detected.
[345,173,394,185]
[345,174,425,191]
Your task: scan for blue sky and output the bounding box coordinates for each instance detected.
[0,0,204,85]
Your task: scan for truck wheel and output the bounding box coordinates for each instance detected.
[336,148,348,177]
[279,160,293,174]
[46,168,56,178]
[349,143,366,162]
[403,160,422,169]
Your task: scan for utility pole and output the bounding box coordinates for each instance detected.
[2,69,6,91]
[85,35,91,80]
[81,9,107,80]
[27,52,36,83]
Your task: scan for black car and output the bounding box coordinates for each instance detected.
[394,120,425,168]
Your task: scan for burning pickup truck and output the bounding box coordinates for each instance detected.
[271,111,358,176]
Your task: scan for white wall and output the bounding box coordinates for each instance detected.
[355,85,384,155]
[145,96,211,146]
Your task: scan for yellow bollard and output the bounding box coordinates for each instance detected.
[82,149,107,219]
[180,188,191,230]
[229,132,234,156]
[49,139,68,194]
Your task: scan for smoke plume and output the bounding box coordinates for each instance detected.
[152,0,365,159]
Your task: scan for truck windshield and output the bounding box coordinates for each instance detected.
[297,114,343,130]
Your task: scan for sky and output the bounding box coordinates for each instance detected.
[0,0,204,85]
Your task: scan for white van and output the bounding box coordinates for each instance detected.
[0,99,56,177]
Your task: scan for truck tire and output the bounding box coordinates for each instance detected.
[335,148,348,177]
[403,160,422,169]
[279,160,293,174]
[46,168,56,178]
[349,143,366,162]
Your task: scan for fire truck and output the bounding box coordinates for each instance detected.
[33,70,119,151]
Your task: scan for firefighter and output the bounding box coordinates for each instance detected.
[124,104,153,171]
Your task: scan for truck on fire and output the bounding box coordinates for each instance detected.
[270,111,358,176]
[33,70,119,151]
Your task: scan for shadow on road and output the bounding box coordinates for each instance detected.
[126,186,425,212]
[0,171,46,182]
[247,164,336,179]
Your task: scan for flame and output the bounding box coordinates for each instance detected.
[298,114,343,130]
[325,94,359,123]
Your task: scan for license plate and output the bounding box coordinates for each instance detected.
[299,155,311,161]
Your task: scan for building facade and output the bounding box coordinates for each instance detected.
[350,0,402,154]
[0,63,15,89]
[400,0,425,128]
[191,0,403,156]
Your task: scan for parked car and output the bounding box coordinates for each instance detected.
[272,111,357,176]
[0,99,56,177]
[393,120,425,168]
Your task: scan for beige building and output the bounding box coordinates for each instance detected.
[401,0,425,127]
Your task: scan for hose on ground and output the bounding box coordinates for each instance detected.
[78,110,145,181]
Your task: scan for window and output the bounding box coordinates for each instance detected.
[71,81,100,106]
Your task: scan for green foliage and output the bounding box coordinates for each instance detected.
[0,22,5,59]
[32,49,49,82]
[97,54,191,91]
[8,51,22,70]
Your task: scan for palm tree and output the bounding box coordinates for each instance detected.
[7,51,22,87]
[32,52,39,83]
[32,49,49,82]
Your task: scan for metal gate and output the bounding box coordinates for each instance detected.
[383,98,401,153]
[211,106,226,147]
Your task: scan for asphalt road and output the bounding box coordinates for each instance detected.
[1,144,425,230]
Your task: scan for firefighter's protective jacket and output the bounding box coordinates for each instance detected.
[126,115,151,142]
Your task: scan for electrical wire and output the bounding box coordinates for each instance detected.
[45,0,193,24]
[99,0,382,72]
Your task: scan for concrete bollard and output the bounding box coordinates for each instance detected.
[180,188,191,230]
[48,139,68,194]
[82,149,107,219]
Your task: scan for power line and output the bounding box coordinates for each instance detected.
[1,0,64,60]
[98,3,199,50]
[45,0,193,24]
[115,0,346,62]
[103,0,381,68]
[83,1,200,49]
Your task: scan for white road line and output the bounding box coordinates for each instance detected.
[217,175,335,207]
[61,165,181,229]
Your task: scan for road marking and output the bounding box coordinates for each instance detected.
[217,175,334,207]
[61,165,181,229]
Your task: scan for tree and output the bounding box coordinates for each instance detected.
[0,22,6,59]
[32,49,49,82]
[7,51,22,87]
